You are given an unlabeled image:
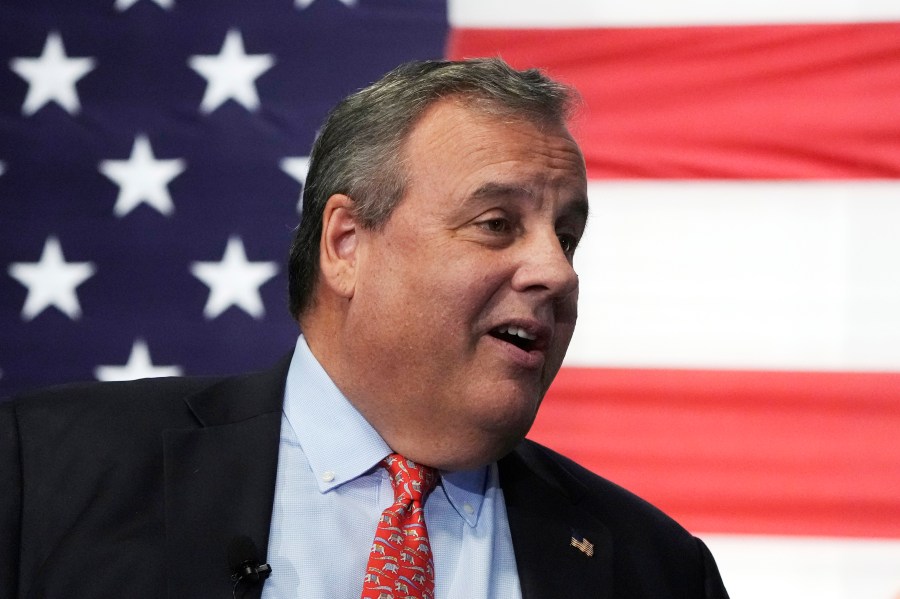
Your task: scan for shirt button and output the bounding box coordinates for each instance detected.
[321,471,335,483]
[463,503,475,515]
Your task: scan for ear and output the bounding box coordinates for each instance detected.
[319,194,360,299]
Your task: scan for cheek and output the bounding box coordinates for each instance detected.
[418,250,497,301]
[551,296,579,354]
[555,285,579,329]
[365,228,513,334]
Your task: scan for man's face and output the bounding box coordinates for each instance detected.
[342,99,588,469]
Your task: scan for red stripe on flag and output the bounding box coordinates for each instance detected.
[533,367,900,538]
[448,22,900,179]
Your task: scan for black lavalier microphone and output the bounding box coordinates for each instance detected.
[228,535,272,597]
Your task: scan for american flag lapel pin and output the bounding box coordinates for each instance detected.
[570,536,595,557]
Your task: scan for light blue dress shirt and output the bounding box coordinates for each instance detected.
[261,336,523,598]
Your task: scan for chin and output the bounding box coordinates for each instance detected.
[475,391,542,448]
[421,380,544,469]
[437,434,526,471]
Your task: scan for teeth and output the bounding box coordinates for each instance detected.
[499,325,537,340]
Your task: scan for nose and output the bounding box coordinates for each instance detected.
[510,228,579,300]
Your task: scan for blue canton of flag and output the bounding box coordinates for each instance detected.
[0,0,448,398]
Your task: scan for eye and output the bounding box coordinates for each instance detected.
[558,233,580,255]
[479,217,512,234]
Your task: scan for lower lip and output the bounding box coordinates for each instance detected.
[486,335,546,370]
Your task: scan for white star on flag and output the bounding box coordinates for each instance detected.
[7,236,96,321]
[114,0,173,11]
[280,156,310,211]
[188,29,275,114]
[94,339,183,382]
[295,0,356,8]
[190,236,278,319]
[99,134,186,217]
[9,31,96,116]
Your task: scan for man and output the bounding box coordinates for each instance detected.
[1,59,729,598]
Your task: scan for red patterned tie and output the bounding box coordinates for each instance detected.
[361,454,438,599]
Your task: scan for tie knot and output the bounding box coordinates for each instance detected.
[382,453,437,504]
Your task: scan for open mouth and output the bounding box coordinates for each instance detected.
[489,325,539,352]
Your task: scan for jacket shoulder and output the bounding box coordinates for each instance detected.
[511,438,694,537]
[10,374,222,415]
[503,439,730,598]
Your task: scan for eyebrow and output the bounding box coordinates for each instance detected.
[469,182,590,222]
[469,182,532,202]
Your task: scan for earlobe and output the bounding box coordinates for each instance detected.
[319,194,359,299]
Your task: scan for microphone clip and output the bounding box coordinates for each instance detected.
[230,560,272,584]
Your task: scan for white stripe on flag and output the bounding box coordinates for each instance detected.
[449,0,900,27]
[566,181,900,371]
[702,534,900,599]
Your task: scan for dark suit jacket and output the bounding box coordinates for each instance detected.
[1,356,729,599]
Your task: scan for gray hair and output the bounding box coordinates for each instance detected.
[288,57,577,318]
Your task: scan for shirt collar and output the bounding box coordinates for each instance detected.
[284,335,488,527]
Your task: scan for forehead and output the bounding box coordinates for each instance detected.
[399,99,588,211]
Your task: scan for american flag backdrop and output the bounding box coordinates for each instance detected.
[2,1,900,597]
[1,0,447,390]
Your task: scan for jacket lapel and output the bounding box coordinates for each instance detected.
[500,441,614,599]
[163,356,290,599]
